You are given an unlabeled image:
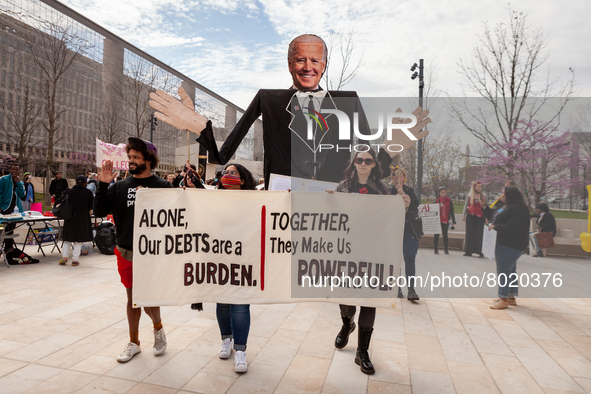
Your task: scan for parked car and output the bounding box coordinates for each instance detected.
[540,196,559,204]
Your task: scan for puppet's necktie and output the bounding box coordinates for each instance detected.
[305,95,321,177]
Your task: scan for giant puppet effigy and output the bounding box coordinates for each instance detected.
[149,34,430,186]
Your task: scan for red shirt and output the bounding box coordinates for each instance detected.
[437,196,451,224]
[468,197,483,217]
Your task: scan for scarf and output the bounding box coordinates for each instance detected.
[221,174,241,189]
[437,196,451,224]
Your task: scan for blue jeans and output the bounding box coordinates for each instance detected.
[494,245,521,298]
[529,231,541,254]
[216,304,250,351]
[403,231,420,289]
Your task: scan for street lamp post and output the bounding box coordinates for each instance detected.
[411,59,424,200]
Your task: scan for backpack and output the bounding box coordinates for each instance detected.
[52,190,74,220]
[94,221,117,255]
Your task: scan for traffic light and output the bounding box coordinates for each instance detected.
[150,114,157,132]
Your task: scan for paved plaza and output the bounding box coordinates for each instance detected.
[0,246,591,394]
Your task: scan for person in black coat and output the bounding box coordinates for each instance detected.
[483,186,531,309]
[462,181,487,257]
[530,203,557,257]
[49,172,69,204]
[389,166,422,301]
[58,175,93,266]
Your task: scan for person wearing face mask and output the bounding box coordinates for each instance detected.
[433,187,456,255]
[214,163,256,373]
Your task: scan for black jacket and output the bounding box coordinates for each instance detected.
[62,185,94,242]
[94,175,171,250]
[197,89,392,187]
[49,178,69,199]
[390,184,422,238]
[483,204,530,251]
[534,212,557,236]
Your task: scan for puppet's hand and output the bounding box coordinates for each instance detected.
[149,87,208,135]
[384,107,431,158]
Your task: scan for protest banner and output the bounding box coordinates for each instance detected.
[418,204,441,234]
[269,173,338,192]
[132,189,405,308]
[96,138,128,170]
[482,225,497,261]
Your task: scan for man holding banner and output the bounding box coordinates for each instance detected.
[94,137,172,363]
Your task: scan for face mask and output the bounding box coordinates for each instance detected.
[221,174,241,189]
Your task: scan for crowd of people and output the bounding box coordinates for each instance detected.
[0,32,564,381]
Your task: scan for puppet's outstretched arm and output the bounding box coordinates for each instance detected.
[149,87,208,135]
[384,107,431,158]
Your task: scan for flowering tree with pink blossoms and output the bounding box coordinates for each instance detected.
[479,120,583,210]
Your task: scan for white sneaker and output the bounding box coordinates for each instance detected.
[117,342,141,363]
[219,338,232,359]
[153,327,167,356]
[235,350,247,373]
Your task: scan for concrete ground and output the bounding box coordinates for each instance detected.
[0,245,591,394]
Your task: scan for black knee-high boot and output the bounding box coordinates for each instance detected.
[355,327,375,374]
[335,315,356,349]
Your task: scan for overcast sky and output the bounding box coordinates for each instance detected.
[60,0,590,113]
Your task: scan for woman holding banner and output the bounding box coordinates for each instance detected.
[462,181,487,257]
[215,163,256,373]
[483,186,530,309]
[331,148,391,375]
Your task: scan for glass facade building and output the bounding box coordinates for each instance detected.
[0,0,262,178]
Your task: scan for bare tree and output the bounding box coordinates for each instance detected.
[116,55,174,139]
[322,30,364,91]
[1,9,93,205]
[422,133,466,197]
[94,97,125,144]
[391,145,417,191]
[453,6,575,178]
[67,144,95,177]
[0,81,43,167]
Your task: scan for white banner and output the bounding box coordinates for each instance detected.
[268,173,338,192]
[132,189,405,308]
[482,225,497,261]
[418,204,441,234]
[96,138,128,170]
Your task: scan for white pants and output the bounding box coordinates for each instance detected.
[62,242,82,261]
